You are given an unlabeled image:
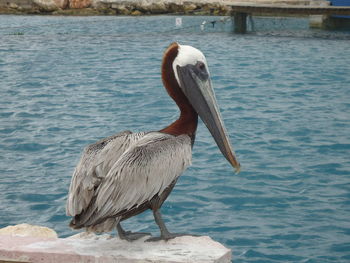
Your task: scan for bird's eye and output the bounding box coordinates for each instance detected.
[194,61,209,81]
[197,62,206,71]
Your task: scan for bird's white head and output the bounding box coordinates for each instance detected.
[172,44,209,86]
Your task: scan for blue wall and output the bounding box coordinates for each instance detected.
[331,0,350,19]
[331,0,349,5]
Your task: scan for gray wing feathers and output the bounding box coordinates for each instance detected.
[66,131,146,216]
[81,133,192,226]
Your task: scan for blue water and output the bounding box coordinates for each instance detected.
[1,15,350,262]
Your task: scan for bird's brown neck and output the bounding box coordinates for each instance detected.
[159,43,198,139]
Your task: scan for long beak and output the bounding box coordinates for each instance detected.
[177,64,240,173]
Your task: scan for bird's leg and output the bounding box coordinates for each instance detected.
[147,209,188,242]
[116,222,151,241]
[153,209,172,238]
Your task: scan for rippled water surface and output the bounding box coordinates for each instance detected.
[1,15,350,262]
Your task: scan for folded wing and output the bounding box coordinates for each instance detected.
[66,130,145,217]
[66,131,192,230]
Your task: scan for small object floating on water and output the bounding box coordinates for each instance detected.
[201,21,207,31]
[66,42,240,241]
[175,17,182,27]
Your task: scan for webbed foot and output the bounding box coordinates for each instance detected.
[117,223,151,241]
[146,233,197,242]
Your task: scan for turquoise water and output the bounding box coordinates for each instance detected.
[1,15,350,262]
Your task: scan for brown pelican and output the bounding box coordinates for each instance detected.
[66,42,240,241]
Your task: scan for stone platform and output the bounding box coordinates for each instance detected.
[0,225,231,263]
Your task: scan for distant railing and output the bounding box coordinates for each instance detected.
[231,4,350,15]
[230,4,350,33]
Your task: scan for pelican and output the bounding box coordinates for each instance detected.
[66,42,240,241]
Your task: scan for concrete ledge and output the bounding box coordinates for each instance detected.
[0,233,231,263]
